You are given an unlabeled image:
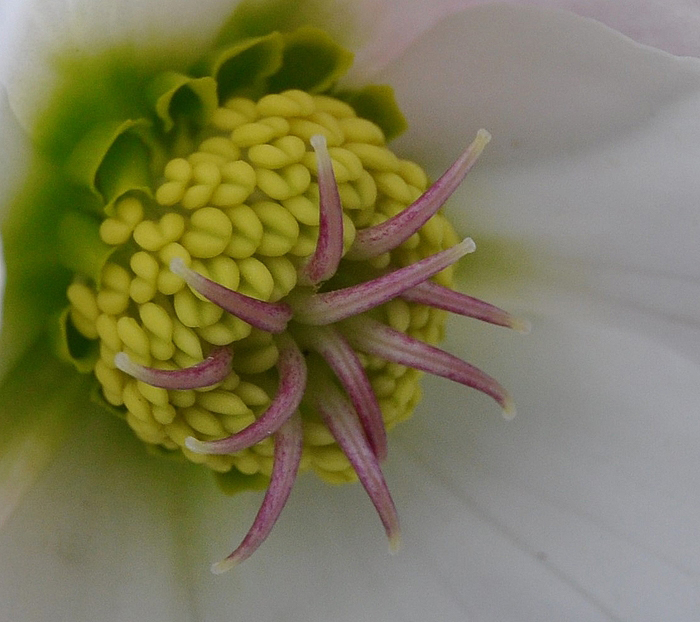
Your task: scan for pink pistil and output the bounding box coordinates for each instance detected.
[185,334,307,454]
[289,238,475,325]
[347,130,491,260]
[294,325,387,461]
[308,371,401,551]
[402,281,531,333]
[170,258,293,333]
[342,316,516,418]
[297,135,345,286]
[211,412,303,574]
[114,347,232,390]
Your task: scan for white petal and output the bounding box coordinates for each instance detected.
[376,5,700,356]
[0,0,241,127]
[0,413,195,621]
[346,0,700,81]
[392,316,700,620]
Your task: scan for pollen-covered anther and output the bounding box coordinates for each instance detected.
[169,258,293,333]
[347,129,491,260]
[114,347,232,390]
[289,237,476,325]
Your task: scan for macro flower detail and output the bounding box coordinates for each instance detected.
[3,19,523,573]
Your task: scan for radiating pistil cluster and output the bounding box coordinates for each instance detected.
[67,88,524,571]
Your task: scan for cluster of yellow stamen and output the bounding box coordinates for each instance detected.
[67,89,457,483]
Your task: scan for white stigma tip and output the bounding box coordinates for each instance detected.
[114,352,134,374]
[511,317,532,335]
[501,396,517,421]
[460,237,476,254]
[476,128,492,144]
[388,531,403,555]
[310,134,327,150]
[211,558,236,575]
[169,257,187,277]
[184,436,207,454]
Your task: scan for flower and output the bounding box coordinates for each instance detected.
[1,1,700,621]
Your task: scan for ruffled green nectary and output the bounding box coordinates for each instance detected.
[66,87,457,483]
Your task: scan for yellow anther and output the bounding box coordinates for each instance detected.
[419,214,447,248]
[192,162,222,187]
[371,374,396,399]
[231,121,279,147]
[181,184,214,210]
[385,298,412,333]
[95,313,121,352]
[197,390,249,417]
[181,208,232,259]
[250,201,300,257]
[172,319,203,360]
[338,117,385,145]
[220,411,256,434]
[283,195,319,226]
[97,263,131,315]
[139,302,174,342]
[164,158,193,182]
[211,107,251,131]
[236,256,274,300]
[187,152,227,168]
[313,445,351,472]
[123,381,152,422]
[174,285,224,328]
[260,256,297,301]
[94,358,126,405]
[183,406,228,436]
[152,404,177,425]
[137,380,170,407]
[117,316,151,359]
[257,90,315,118]
[169,388,196,408]
[345,143,400,172]
[398,159,428,191]
[196,313,252,346]
[234,381,269,406]
[374,171,414,205]
[67,282,99,339]
[224,96,258,118]
[312,95,355,118]
[133,213,185,251]
[197,137,241,161]
[303,420,336,446]
[157,243,190,295]
[256,163,311,200]
[248,135,306,169]
[231,341,278,375]
[165,418,196,445]
[288,115,344,147]
[99,196,145,245]
[222,159,255,183]
[155,180,186,206]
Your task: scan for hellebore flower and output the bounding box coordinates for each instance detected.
[1,1,700,621]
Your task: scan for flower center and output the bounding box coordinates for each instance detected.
[67,89,462,478]
[65,87,521,570]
